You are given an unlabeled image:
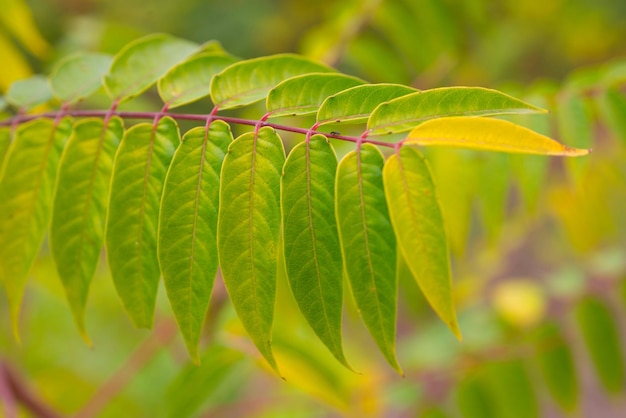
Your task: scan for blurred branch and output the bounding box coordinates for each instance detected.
[0,358,65,418]
[75,320,179,418]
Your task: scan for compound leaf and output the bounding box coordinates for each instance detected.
[5,75,53,110]
[406,117,590,156]
[158,53,238,109]
[317,83,417,125]
[266,73,363,118]
[49,53,113,104]
[281,135,350,369]
[106,117,179,329]
[50,117,123,343]
[368,87,546,135]
[335,144,400,373]
[104,33,198,102]
[218,127,285,373]
[0,118,72,340]
[383,146,460,338]
[159,120,232,362]
[210,54,333,110]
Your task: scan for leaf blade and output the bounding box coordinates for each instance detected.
[5,75,53,110]
[281,135,350,369]
[49,53,113,104]
[406,117,589,156]
[0,118,72,339]
[210,54,333,110]
[383,146,460,338]
[106,117,179,329]
[266,73,363,118]
[368,87,547,135]
[218,127,285,373]
[159,120,232,362]
[50,117,123,343]
[335,144,400,372]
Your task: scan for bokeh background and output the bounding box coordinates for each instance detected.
[1,0,626,416]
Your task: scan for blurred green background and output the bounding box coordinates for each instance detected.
[1,0,626,416]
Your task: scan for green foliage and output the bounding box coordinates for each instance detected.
[0,34,590,377]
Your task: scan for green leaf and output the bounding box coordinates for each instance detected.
[0,96,7,111]
[49,53,113,104]
[555,94,593,183]
[481,360,538,418]
[266,73,363,118]
[105,117,179,329]
[383,146,460,339]
[158,120,232,362]
[317,83,417,125]
[477,153,510,243]
[0,118,72,340]
[104,33,198,102]
[157,53,238,109]
[164,344,247,418]
[533,322,579,412]
[575,296,625,393]
[5,75,53,110]
[335,144,400,373]
[406,117,590,156]
[596,87,626,144]
[368,87,547,135]
[0,127,9,168]
[50,117,123,343]
[210,54,333,110]
[456,376,495,418]
[218,127,285,373]
[281,135,350,369]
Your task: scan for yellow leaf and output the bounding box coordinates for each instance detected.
[406,116,590,156]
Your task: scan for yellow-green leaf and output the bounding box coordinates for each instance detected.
[383,146,460,338]
[406,117,590,156]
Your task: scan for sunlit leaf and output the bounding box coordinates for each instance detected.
[383,146,460,338]
[218,127,285,373]
[5,75,53,110]
[406,117,589,156]
[281,135,350,369]
[104,33,198,102]
[159,120,232,362]
[49,53,113,104]
[317,83,417,125]
[368,87,546,135]
[50,117,123,343]
[533,322,579,412]
[266,73,363,118]
[157,53,238,109]
[210,54,333,110]
[575,296,625,393]
[0,118,72,340]
[106,117,179,329]
[335,144,400,373]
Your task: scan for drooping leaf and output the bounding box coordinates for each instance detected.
[157,53,238,109]
[5,75,53,110]
[456,376,495,418]
[575,296,625,393]
[0,117,72,340]
[317,83,417,125]
[50,117,123,343]
[406,117,590,156]
[49,53,113,104]
[481,359,539,418]
[210,54,333,110]
[158,120,232,362]
[383,146,461,338]
[281,135,350,369]
[164,344,247,418]
[335,144,400,372]
[596,87,626,144]
[104,33,198,102]
[368,87,547,135]
[106,117,179,329]
[533,322,579,412]
[218,127,285,373]
[266,73,363,118]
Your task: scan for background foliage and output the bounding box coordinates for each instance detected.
[1,0,626,417]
